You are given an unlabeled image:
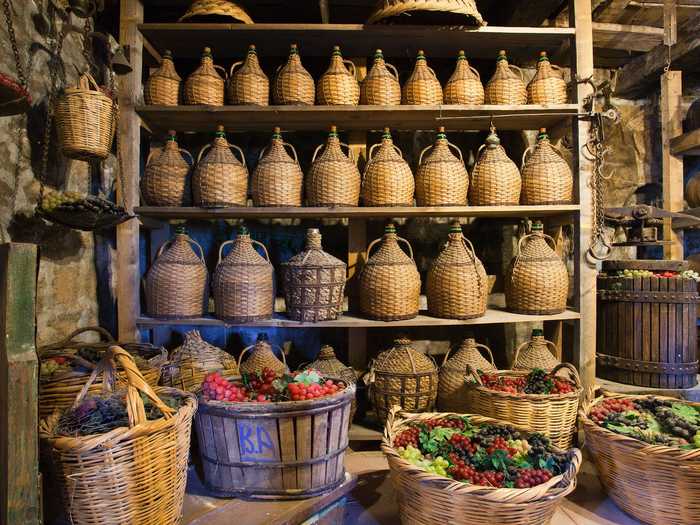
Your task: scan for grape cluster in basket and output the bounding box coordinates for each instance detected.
[479,368,576,395]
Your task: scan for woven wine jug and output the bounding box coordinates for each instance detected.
[360,49,401,106]
[144,50,181,106]
[505,221,568,315]
[184,47,226,105]
[317,46,360,106]
[193,125,248,207]
[304,345,357,427]
[426,222,488,319]
[282,228,346,322]
[469,127,521,205]
[361,128,414,206]
[444,50,484,105]
[307,126,361,206]
[527,52,567,104]
[359,223,421,321]
[213,227,274,323]
[227,44,269,106]
[142,130,193,206]
[511,329,561,371]
[415,127,468,206]
[521,128,573,205]
[402,50,443,105]
[145,227,208,319]
[238,334,288,375]
[273,44,315,105]
[368,338,438,423]
[252,127,303,206]
[438,337,495,412]
[485,50,526,105]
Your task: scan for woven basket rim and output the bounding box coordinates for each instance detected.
[468,368,582,400]
[367,0,485,25]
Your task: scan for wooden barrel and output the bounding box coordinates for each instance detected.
[194,384,354,499]
[597,260,699,388]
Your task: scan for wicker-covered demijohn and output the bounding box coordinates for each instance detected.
[252,127,303,207]
[360,49,401,106]
[193,125,248,207]
[367,0,485,26]
[444,50,484,105]
[415,127,469,206]
[402,50,443,105]
[469,126,521,205]
[142,130,192,207]
[178,0,253,23]
[213,226,274,323]
[227,44,269,106]
[273,44,315,106]
[317,46,360,106]
[527,52,568,105]
[485,50,527,105]
[144,50,181,106]
[361,128,415,207]
[238,333,288,375]
[359,223,421,321]
[184,47,226,105]
[307,125,361,206]
[511,329,561,371]
[282,228,347,322]
[505,221,568,315]
[437,337,495,412]
[303,345,358,427]
[521,128,573,205]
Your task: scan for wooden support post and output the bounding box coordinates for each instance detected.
[0,243,40,525]
[662,71,684,260]
[664,0,678,47]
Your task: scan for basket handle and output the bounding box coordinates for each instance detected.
[521,145,534,170]
[516,231,558,256]
[156,235,206,264]
[426,66,438,80]
[251,239,271,262]
[509,64,525,82]
[343,59,357,78]
[283,141,299,164]
[311,143,325,163]
[465,364,484,385]
[229,60,244,77]
[339,142,356,162]
[229,143,247,168]
[440,341,494,367]
[418,144,433,166]
[62,326,115,345]
[77,71,101,92]
[219,238,269,266]
[469,65,481,80]
[237,341,287,369]
[551,362,581,389]
[476,143,486,159]
[447,141,464,165]
[217,240,234,265]
[368,142,381,161]
[179,148,194,165]
[385,62,400,82]
[397,236,415,260]
[214,64,228,80]
[196,143,213,164]
[145,148,162,167]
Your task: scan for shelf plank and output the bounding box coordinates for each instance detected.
[670,128,700,157]
[136,104,579,133]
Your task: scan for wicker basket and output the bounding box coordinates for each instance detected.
[368,338,438,422]
[527,52,568,105]
[55,72,116,160]
[416,127,469,206]
[142,130,193,207]
[252,127,304,207]
[161,330,238,392]
[227,44,269,106]
[402,50,443,105]
[511,329,561,371]
[582,392,700,525]
[426,222,488,319]
[485,51,527,105]
[505,221,568,315]
[282,228,347,322]
[382,408,582,525]
[437,338,495,412]
[361,128,415,207]
[469,127,521,206]
[317,46,360,106]
[307,125,361,207]
[40,347,196,525]
[145,228,209,319]
[144,50,181,106]
[178,0,253,23]
[213,227,274,323]
[184,47,226,106]
[193,125,248,207]
[444,50,484,105]
[238,334,288,375]
[521,128,573,205]
[359,223,421,321]
[273,44,315,106]
[367,0,485,26]
[360,49,401,106]
[466,363,582,449]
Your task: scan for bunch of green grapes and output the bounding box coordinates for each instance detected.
[617,269,653,278]
[40,360,59,376]
[694,431,700,448]
[398,445,449,477]
[507,438,530,459]
[41,190,83,212]
[681,270,700,282]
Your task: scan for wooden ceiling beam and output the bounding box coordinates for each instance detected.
[501,0,566,26]
[593,21,664,51]
[593,0,633,22]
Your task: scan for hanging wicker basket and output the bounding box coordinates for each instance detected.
[144,50,181,106]
[0,72,31,116]
[307,125,361,207]
[227,44,269,106]
[367,0,485,26]
[511,329,561,371]
[485,51,527,105]
[184,47,226,105]
[273,44,315,106]
[415,127,469,206]
[37,193,133,232]
[402,50,443,105]
[361,128,415,207]
[527,52,568,105]
[360,49,401,106]
[252,127,303,207]
[521,128,573,205]
[437,338,495,412]
[469,126,521,206]
[444,50,484,105]
[142,130,193,207]
[179,0,253,24]
[193,125,248,207]
[238,334,288,375]
[317,46,360,106]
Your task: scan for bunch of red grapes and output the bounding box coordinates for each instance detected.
[423,417,467,430]
[449,433,477,454]
[448,454,505,487]
[514,468,553,488]
[287,379,342,401]
[589,398,637,423]
[480,374,527,393]
[480,371,576,395]
[202,372,253,402]
[393,427,420,448]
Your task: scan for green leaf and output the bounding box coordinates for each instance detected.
[671,403,700,424]
[293,370,322,386]
[515,457,533,469]
[490,449,509,472]
[504,480,515,488]
[606,423,640,437]
[537,455,556,470]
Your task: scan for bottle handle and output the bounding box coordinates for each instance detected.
[339,142,356,162]
[509,64,525,82]
[229,61,243,77]
[251,239,271,262]
[511,340,529,369]
[385,62,400,82]
[196,143,213,164]
[392,144,404,158]
[476,143,486,159]
[218,239,234,265]
[214,64,228,80]
[469,65,481,80]
[447,141,464,165]
[179,148,194,165]
[427,66,438,80]
[311,143,325,163]
[418,144,433,166]
[521,145,534,170]
[237,341,287,369]
[475,343,496,367]
[229,143,247,168]
[396,236,415,260]
[343,59,357,79]
[282,141,299,164]
[145,148,162,167]
[368,142,381,161]
[156,235,205,264]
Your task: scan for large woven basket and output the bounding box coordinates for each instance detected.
[307,126,361,206]
[227,45,269,106]
[465,363,581,449]
[582,392,700,525]
[193,125,248,207]
[144,50,181,106]
[367,0,485,25]
[361,128,415,207]
[142,130,192,207]
[521,128,573,205]
[470,127,521,206]
[437,338,495,412]
[444,50,484,105]
[178,0,253,23]
[40,347,196,525]
[382,408,582,525]
[145,228,209,319]
[485,51,527,105]
[359,223,421,321]
[273,44,315,106]
[402,50,442,105]
[161,330,239,392]
[505,222,568,315]
[252,127,303,207]
[416,127,469,206]
[511,329,561,371]
[238,334,288,375]
[184,47,226,105]
[213,227,274,323]
[317,46,360,106]
[282,228,347,322]
[527,52,568,105]
[360,49,401,106]
[368,338,438,422]
[55,72,116,160]
[426,222,487,320]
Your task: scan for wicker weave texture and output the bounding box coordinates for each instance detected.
[193,129,248,207]
[437,338,495,412]
[238,338,288,375]
[305,345,358,427]
[360,51,401,105]
[252,129,304,206]
[527,53,568,104]
[485,52,527,105]
[511,334,561,371]
[415,129,468,206]
[361,130,415,206]
[307,128,361,206]
[184,48,226,105]
[317,47,360,105]
[227,45,269,106]
[144,51,181,106]
[521,131,573,205]
[469,130,521,206]
[273,45,315,105]
[444,51,484,105]
[178,0,253,23]
[402,52,443,105]
[367,0,485,25]
[142,132,192,206]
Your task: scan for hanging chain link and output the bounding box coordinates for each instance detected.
[584,116,613,262]
[2,0,26,87]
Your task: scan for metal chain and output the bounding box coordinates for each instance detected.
[2,0,26,87]
[584,117,613,262]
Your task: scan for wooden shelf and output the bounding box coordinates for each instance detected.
[670,128,700,157]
